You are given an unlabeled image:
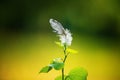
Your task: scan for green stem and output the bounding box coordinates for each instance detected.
[62,45,67,80]
[62,67,64,80]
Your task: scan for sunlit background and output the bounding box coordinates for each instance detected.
[0,0,120,80]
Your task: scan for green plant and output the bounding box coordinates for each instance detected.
[39,19,88,80]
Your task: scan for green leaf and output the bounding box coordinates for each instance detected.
[39,66,52,73]
[55,67,88,80]
[50,58,64,70]
[51,61,64,70]
[66,48,78,54]
[68,67,88,80]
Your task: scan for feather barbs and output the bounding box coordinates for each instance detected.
[49,18,73,46]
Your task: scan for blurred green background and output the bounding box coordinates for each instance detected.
[0,0,120,80]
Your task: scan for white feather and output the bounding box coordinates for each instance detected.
[49,18,72,46]
[49,19,65,34]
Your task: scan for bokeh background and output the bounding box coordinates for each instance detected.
[0,0,120,80]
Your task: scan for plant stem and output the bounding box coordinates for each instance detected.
[62,45,67,80]
[62,67,64,80]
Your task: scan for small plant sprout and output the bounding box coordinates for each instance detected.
[39,19,88,80]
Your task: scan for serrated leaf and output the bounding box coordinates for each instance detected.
[68,67,88,80]
[66,48,78,54]
[39,66,52,73]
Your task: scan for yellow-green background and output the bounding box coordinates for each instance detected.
[0,0,120,80]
